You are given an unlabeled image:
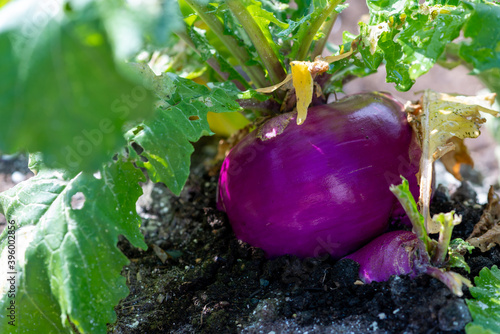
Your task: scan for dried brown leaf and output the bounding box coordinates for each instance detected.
[440,137,474,181]
[467,187,500,252]
[152,244,170,263]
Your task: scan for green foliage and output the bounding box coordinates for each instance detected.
[0,0,186,172]
[287,0,347,60]
[448,238,474,273]
[328,0,500,95]
[0,1,154,171]
[126,73,244,195]
[186,25,251,88]
[459,1,500,74]
[1,0,500,332]
[466,266,500,334]
[389,176,430,250]
[0,157,146,333]
[331,0,469,91]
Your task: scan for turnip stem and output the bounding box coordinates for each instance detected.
[432,212,462,266]
[295,0,343,61]
[175,30,249,90]
[425,266,471,297]
[311,13,339,59]
[183,0,268,88]
[419,90,440,235]
[390,177,433,254]
[226,0,287,85]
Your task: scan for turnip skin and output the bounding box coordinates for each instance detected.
[345,230,429,283]
[218,92,420,258]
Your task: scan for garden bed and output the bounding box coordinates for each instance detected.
[108,138,499,334]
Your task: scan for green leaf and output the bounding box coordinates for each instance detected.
[366,0,409,24]
[330,1,469,92]
[466,324,497,334]
[187,25,251,88]
[0,1,154,172]
[466,266,500,334]
[0,158,147,333]
[275,14,312,41]
[378,3,466,90]
[126,73,243,195]
[242,0,289,30]
[448,238,474,273]
[389,176,432,251]
[241,0,289,65]
[75,0,183,59]
[326,32,377,93]
[288,0,345,60]
[459,1,500,74]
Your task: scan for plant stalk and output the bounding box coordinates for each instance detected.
[176,30,249,90]
[183,0,268,88]
[311,13,339,59]
[432,212,462,266]
[389,177,434,254]
[296,0,343,61]
[226,0,287,85]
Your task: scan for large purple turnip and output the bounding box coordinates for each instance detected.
[217,92,420,258]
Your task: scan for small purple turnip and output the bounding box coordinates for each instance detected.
[345,230,429,283]
[344,229,471,296]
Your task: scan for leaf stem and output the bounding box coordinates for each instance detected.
[296,0,343,61]
[175,30,249,90]
[311,12,339,59]
[183,0,268,88]
[389,177,434,254]
[425,267,471,297]
[226,0,287,85]
[420,90,439,235]
[432,211,462,266]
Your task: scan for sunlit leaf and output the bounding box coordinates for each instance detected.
[0,159,146,333]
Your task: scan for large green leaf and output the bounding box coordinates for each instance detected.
[92,0,183,59]
[0,158,146,333]
[466,266,500,334]
[366,0,409,24]
[126,73,243,195]
[459,1,500,74]
[360,0,468,91]
[0,0,185,172]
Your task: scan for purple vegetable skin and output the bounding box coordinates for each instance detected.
[345,230,471,296]
[217,93,420,258]
[345,230,429,283]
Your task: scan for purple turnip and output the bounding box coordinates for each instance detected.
[217,92,420,258]
[345,230,471,296]
[344,230,429,283]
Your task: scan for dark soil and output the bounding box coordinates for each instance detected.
[108,138,500,334]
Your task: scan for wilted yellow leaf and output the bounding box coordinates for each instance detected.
[413,90,498,233]
[290,61,313,125]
